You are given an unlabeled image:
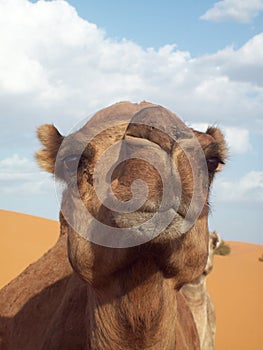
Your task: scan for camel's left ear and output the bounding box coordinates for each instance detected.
[35,124,64,173]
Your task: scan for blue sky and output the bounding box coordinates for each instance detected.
[66,0,263,55]
[0,0,263,244]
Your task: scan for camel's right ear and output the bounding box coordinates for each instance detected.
[35,124,64,173]
[210,232,222,250]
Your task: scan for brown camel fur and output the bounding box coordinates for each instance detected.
[0,101,226,349]
[181,232,222,349]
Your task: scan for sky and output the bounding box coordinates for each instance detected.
[0,0,262,244]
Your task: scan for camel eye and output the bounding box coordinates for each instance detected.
[207,157,220,173]
[63,155,79,172]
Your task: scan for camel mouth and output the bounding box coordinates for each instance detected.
[112,206,187,238]
[110,197,208,241]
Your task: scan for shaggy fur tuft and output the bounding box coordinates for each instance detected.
[35,124,64,173]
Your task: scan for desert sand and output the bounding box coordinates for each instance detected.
[0,210,59,289]
[0,210,262,349]
[207,241,263,350]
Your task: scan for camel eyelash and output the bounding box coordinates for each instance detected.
[204,142,224,165]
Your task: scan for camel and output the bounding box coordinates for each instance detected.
[181,231,222,349]
[0,101,226,349]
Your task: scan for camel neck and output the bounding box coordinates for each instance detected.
[181,276,207,306]
[85,256,178,350]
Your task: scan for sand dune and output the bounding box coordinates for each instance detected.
[0,210,262,349]
[0,210,59,289]
[207,241,263,350]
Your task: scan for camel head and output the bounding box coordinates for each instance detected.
[36,102,226,288]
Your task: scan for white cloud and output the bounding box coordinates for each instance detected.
[223,127,252,154]
[188,123,210,132]
[0,0,262,143]
[0,154,53,195]
[201,0,263,23]
[189,123,252,154]
[0,0,262,207]
[214,171,263,202]
[256,119,263,135]
[219,34,263,86]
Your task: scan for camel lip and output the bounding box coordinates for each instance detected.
[112,207,186,231]
[137,205,186,219]
[113,206,183,219]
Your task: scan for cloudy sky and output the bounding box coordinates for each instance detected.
[0,0,262,244]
